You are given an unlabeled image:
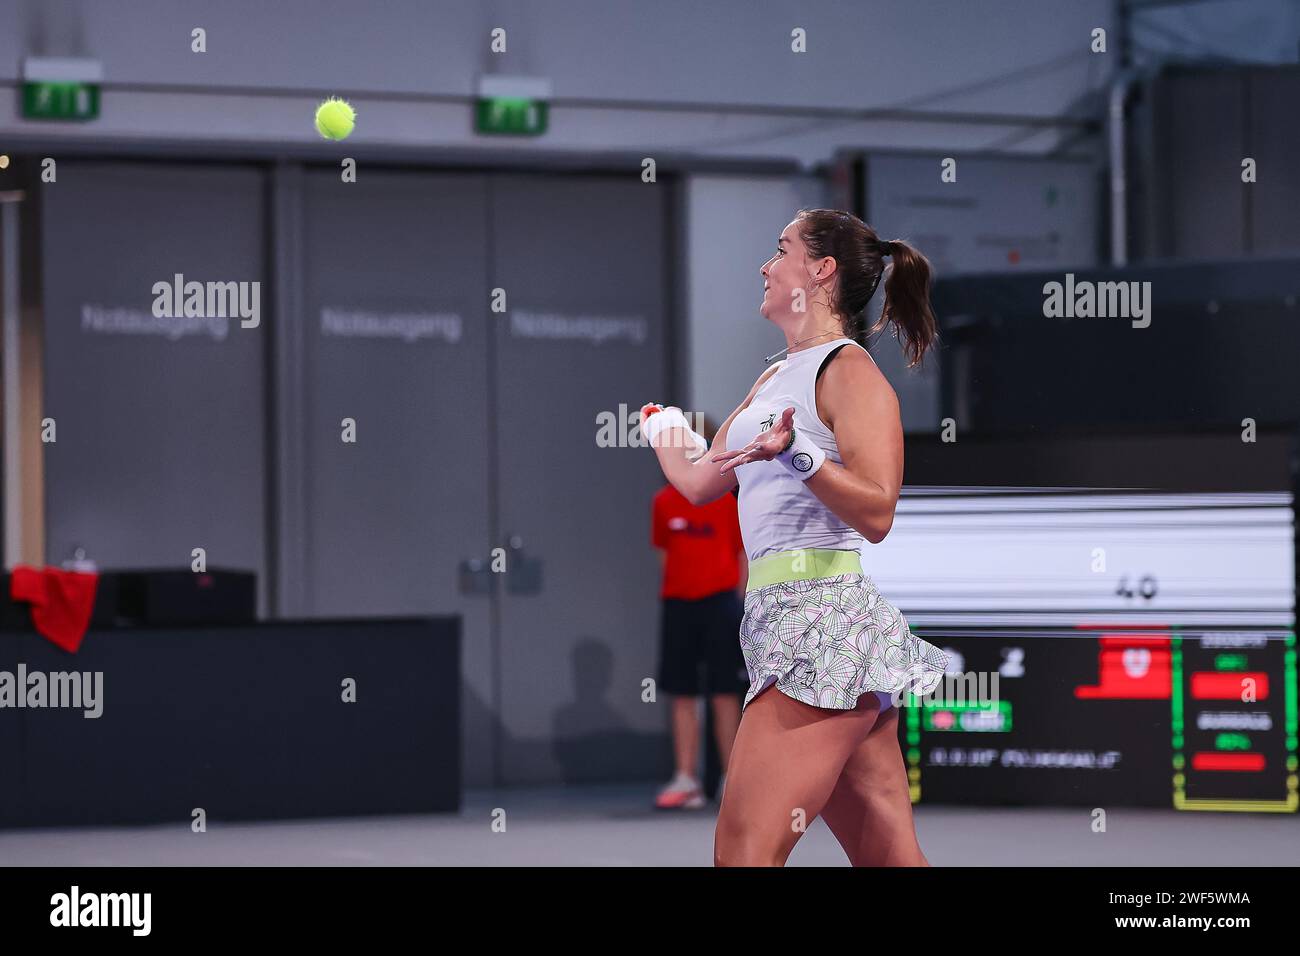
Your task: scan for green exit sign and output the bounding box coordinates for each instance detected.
[22,58,104,121]
[475,75,550,137]
[23,81,100,120]
[475,97,547,136]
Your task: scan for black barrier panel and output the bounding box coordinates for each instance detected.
[0,618,459,828]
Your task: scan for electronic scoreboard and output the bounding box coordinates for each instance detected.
[877,432,1297,813]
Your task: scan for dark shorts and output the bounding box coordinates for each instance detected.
[658,590,749,696]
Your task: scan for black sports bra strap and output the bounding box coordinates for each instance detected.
[815,343,853,384]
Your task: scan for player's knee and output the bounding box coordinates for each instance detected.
[714,817,786,867]
[714,835,783,867]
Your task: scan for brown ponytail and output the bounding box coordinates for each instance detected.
[873,238,940,369]
[795,209,941,369]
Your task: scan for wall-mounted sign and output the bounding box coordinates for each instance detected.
[22,57,103,121]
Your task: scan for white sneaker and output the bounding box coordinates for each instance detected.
[655,772,706,810]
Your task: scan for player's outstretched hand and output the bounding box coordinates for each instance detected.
[711,407,795,474]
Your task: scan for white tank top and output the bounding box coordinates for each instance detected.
[727,337,874,561]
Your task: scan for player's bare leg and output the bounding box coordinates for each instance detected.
[820,705,931,866]
[714,686,880,866]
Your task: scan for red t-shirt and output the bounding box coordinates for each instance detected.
[652,484,744,600]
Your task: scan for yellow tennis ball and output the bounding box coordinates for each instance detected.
[314,97,356,140]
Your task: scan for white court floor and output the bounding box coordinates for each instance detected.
[1,783,1296,866]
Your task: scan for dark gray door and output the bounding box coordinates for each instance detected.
[296,169,495,786]
[41,162,268,609]
[490,175,671,784]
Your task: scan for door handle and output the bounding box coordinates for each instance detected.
[501,532,543,595]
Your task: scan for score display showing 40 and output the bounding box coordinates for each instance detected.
[1115,573,1158,601]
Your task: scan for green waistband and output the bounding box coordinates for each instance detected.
[746,548,863,592]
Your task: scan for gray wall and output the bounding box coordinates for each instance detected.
[683,173,826,424]
[1,0,1117,165]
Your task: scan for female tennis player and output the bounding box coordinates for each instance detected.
[640,208,949,866]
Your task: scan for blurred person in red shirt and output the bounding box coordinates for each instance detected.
[650,415,748,809]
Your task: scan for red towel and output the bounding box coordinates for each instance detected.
[9,565,100,653]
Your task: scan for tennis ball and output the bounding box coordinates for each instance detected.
[314,97,356,141]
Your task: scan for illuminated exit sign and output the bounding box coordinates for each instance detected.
[476,97,547,135]
[23,82,99,120]
[475,75,550,137]
[21,57,102,121]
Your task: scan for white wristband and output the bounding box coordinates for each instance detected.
[776,427,826,480]
[641,405,708,460]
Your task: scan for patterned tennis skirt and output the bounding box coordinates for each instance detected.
[739,571,950,712]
